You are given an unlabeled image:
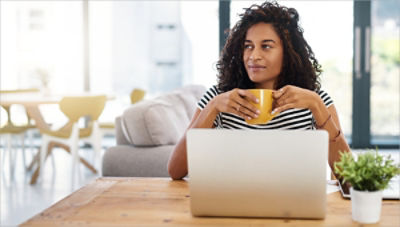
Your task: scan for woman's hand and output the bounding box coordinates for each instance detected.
[211,88,260,120]
[272,85,320,114]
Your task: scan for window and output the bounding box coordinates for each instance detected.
[1,1,84,93]
[353,0,399,148]
[370,0,399,145]
[89,1,219,97]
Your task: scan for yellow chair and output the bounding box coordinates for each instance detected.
[0,88,39,179]
[0,106,29,179]
[37,95,106,184]
[130,88,146,104]
[0,88,39,130]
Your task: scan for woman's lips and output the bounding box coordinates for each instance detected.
[248,65,266,72]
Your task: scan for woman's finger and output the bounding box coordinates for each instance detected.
[238,103,259,119]
[230,105,253,120]
[275,92,290,107]
[272,103,295,115]
[272,86,288,99]
[227,100,249,118]
[234,90,260,116]
[237,89,259,104]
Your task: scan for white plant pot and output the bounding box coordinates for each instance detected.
[350,187,383,224]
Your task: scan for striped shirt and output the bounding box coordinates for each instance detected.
[197,85,333,130]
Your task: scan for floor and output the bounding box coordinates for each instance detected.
[0,136,399,226]
[0,136,115,227]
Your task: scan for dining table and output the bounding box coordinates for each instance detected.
[0,90,114,184]
[1,91,114,129]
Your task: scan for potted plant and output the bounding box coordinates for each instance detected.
[334,150,400,224]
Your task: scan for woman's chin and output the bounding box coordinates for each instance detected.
[248,75,277,89]
[248,75,266,84]
[248,74,261,82]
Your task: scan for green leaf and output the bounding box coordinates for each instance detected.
[333,149,400,191]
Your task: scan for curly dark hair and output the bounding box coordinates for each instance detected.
[217,1,321,92]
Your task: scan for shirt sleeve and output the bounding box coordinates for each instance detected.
[317,89,334,108]
[197,85,220,110]
[196,85,221,128]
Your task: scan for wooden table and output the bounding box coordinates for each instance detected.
[21,177,400,226]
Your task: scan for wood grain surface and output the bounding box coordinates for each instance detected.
[20,177,400,226]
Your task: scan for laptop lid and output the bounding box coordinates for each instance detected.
[187,129,329,219]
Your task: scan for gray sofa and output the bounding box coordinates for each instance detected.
[102,84,206,177]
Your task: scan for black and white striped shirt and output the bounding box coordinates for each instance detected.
[197,85,333,130]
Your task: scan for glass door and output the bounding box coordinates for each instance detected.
[370,0,399,146]
[353,0,399,148]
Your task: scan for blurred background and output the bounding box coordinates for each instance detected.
[0,0,399,225]
[1,0,398,147]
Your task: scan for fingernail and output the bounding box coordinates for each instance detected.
[256,98,259,103]
[247,116,252,120]
[254,114,258,118]
[271,109,277,115]
[279,89,283,92]
[256,110,260,114]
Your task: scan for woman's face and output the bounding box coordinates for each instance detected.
[243,23,283,89]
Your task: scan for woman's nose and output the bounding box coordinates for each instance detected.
[249,48,261,60]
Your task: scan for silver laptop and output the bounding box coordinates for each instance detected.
[186,129,329,219]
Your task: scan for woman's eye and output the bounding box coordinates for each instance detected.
[262,45,271,49]
[244,45,252,49]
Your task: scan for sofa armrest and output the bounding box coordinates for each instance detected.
[102,145,174,177]
[115,116,130,145]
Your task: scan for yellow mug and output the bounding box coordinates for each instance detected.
[245,89,278,125]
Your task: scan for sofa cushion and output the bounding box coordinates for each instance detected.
[174,85,207,119]
[121,85,206,146]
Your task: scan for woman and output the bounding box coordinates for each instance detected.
[168,1,350,180]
